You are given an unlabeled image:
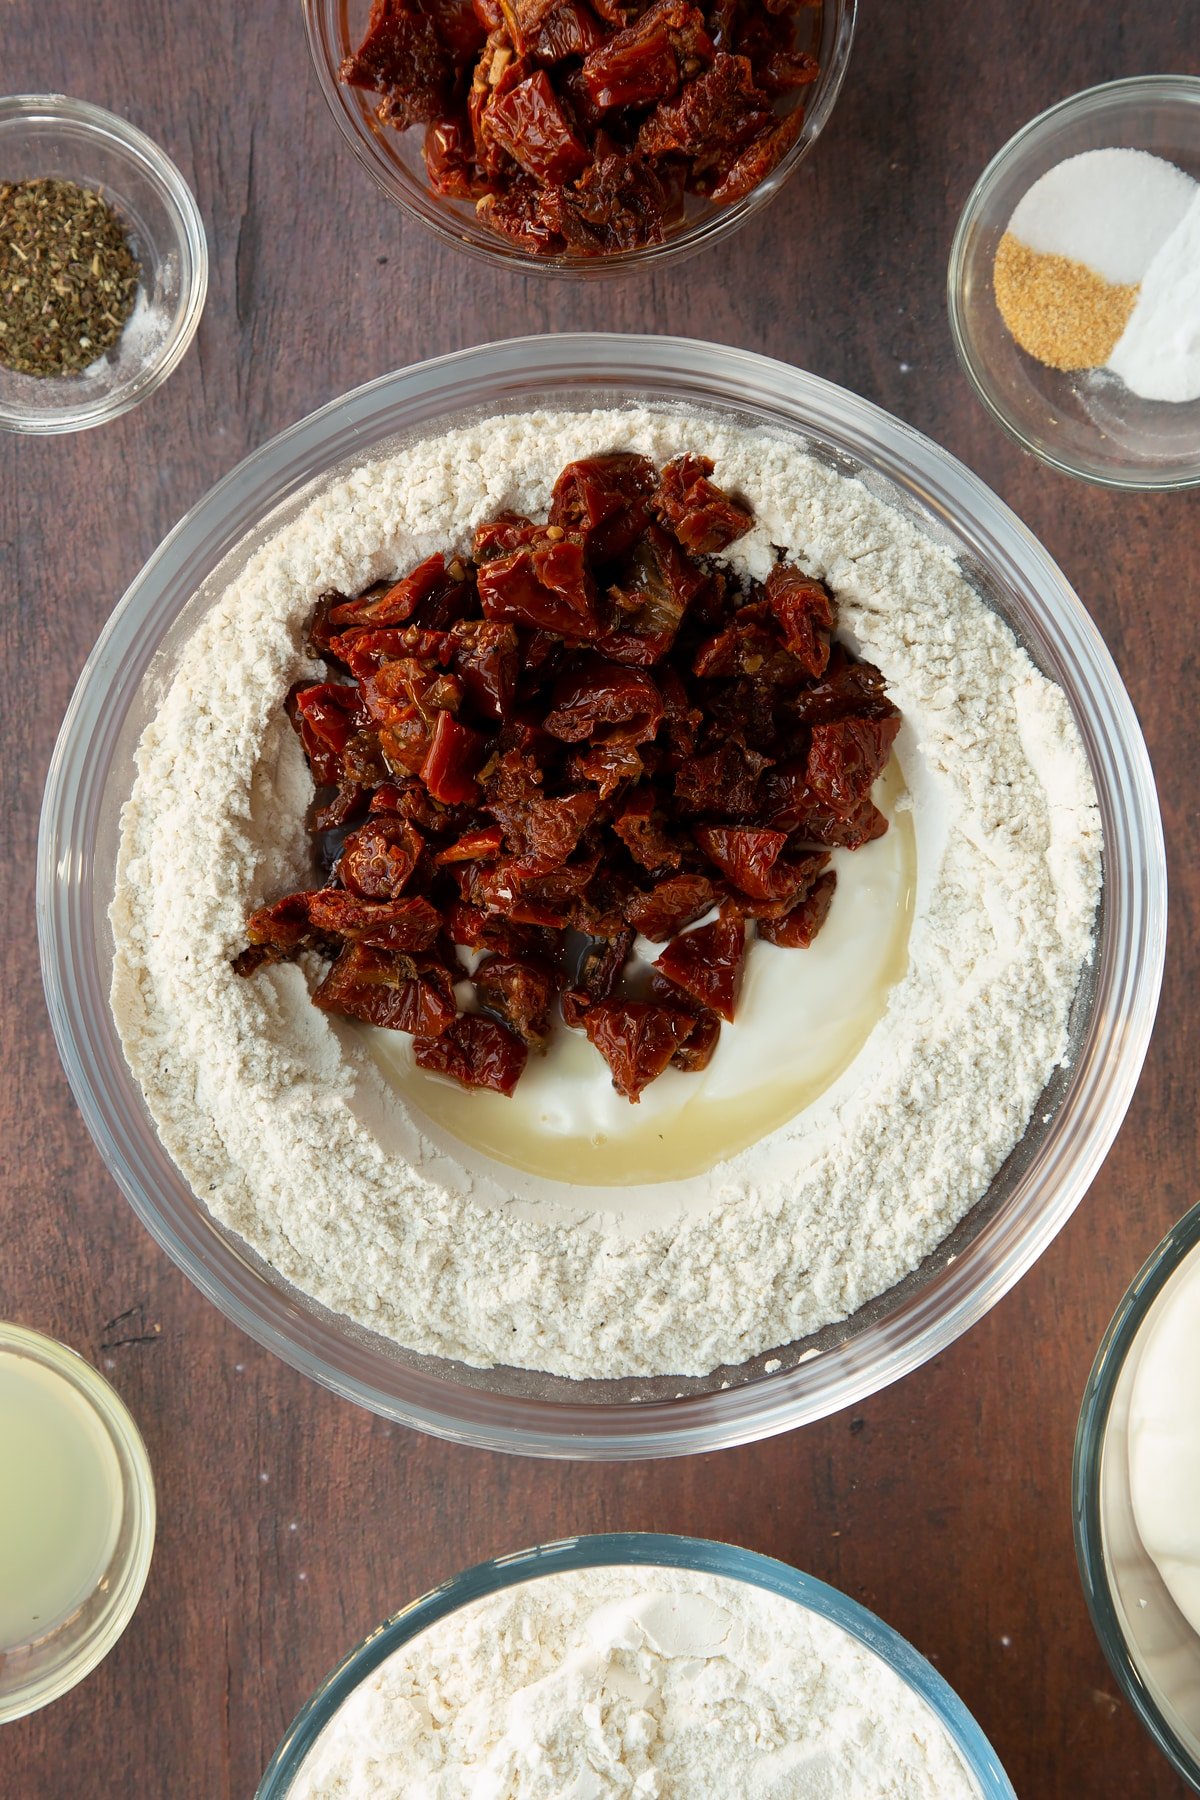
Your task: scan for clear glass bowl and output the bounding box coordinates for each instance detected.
[301,0,855,274]
[1074,1203,1200,1792]
[37,334,1166,1459]
[255,1532,1017,1797]
[948,76,1200,489]
[0,95,208,434]
[0,1322,156,1723]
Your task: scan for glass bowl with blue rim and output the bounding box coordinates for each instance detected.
[256,1532,1017,1796]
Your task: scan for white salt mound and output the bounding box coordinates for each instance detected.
[1009,147,1196,286]
[1108,189,1200,403]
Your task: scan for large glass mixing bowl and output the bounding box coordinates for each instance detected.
[37,335,1166,1458]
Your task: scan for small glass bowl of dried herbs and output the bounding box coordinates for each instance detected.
[0,96,207,434]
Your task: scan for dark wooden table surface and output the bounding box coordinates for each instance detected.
[2,2,1197,1795]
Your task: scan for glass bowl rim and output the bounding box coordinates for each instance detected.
[254,1530,1017,1797]
[947,73,1200,492]
[1072,1198,1200,1792]
[0,1319,157,1722]
[299,0,857,276]
[36,331,1167,1459]
[0,92,209,436]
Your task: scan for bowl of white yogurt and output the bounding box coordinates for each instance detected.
[255,1532,1016,1797]
[1074,1201,1200,1790]
[37,334,1166,1456]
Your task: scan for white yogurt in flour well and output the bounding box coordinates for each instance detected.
[371,760,917,1190]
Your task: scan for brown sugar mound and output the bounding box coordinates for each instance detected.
[993,232,1139,372]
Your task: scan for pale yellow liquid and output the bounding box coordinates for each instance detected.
[371,762,917,1187]
[0,1353,123,1651]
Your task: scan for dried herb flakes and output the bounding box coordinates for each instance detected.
[0,177,140,377]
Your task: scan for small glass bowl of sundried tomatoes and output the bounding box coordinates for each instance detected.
[302,0,855,270]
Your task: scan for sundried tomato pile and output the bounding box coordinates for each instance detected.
[339,0,820,254]
[235,451,900,1101]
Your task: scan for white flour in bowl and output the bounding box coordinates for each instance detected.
[288,1564,984,1798]
[110,406,1101,1379]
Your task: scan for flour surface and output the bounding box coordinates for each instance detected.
[110,406,1101,1378]
[289,1565,983,1798]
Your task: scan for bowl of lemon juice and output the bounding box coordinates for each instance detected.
[0,1322,155,1720]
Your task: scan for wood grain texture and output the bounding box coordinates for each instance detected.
[1,1,1197,1794]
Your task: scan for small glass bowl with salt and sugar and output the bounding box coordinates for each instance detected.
[949,76,1200,489]
[1075,1199,1200,1792]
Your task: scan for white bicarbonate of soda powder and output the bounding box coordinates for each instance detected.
[289,1566,985,1798]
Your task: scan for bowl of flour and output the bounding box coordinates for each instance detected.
[255,1533,1016,1798]
[37,335,1165,1456]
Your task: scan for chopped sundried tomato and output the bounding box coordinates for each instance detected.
[474,952,559,1043]
[600,524,704,664]
[764,564,834,677]
[637,51,771,164]
[342,0,817,256]
[692,823,789,899]
[653,912,745,1019]
[549,453,657,563]
[760,765,890,848]
[238,456,899,1101]
[241,892,325,957]
[287,683,365,786]
[756,868,837,947]
[624,873,718,941]
[566,739,644,796]
[329,555,450,628]
[673,740,772,815]
[477,532,601,638]
[654,454,754,554]
[530,0,608,59]
[339,816,425,899]
[435,823,505,863]
[523,790,598,860]
[671,1005,721,1071]
[414,1012,528,1094]
[612,788,683,871]
[485,71,590,186]
[307,890,443,951]
[313,944,457,1036]
[708,102,805,203]
[583,998,696,1099]
[543,151,684,253]
[785,645,899,727]
[561,925,634,1025]
[339,0,457,128]
[421,710,485,805]
[424,115,482,197]
[720,849,828,917]
[314,782,369,833]
[806,715,901,818]
[451,619,520,721]
[543,659,664,744]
